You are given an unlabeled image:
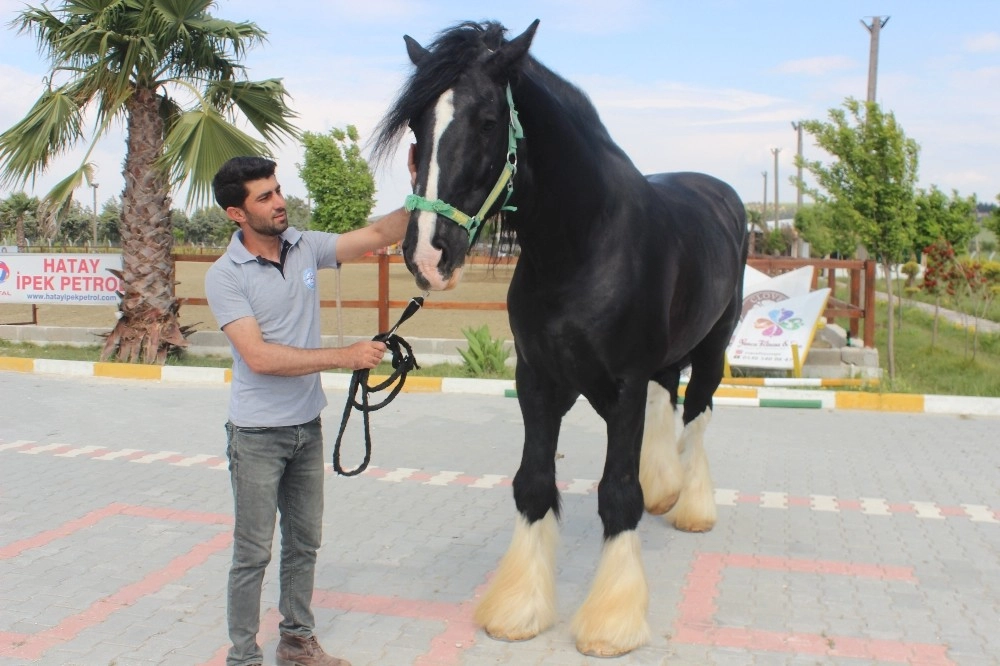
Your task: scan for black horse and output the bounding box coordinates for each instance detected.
[372,20,748,657]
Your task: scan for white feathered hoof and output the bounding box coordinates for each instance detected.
[571,530,650,657]
[665,410,717,533]
[474,510,558,641]
[639,382,683,515]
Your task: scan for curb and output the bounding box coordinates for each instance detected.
[3,356,999,417]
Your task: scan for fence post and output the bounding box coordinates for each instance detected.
[864,260,876,348]
[849,266,860,340]
[378,253,389,333]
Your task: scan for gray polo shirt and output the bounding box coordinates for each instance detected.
[205,227,339,427]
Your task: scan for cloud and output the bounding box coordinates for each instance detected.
[963,32,1000,53]
[774,56,857,76]
[581,77,784,114]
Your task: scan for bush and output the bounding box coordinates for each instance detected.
[458,325,510,377]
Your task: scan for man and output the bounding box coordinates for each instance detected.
[206,156,410,666]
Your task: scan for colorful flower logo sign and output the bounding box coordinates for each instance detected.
[727,287,831,369]
[753,308,804,337]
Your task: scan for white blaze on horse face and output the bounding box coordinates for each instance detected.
[413,89,463,291]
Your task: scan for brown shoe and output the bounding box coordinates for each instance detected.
[275,633,351,666]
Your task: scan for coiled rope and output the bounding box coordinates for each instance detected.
[332,295,424,476]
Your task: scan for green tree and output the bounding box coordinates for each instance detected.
[98,198,121,245]
[913,186,978,256]
[987,194,1000,245]
[56,200,92,245]
[793,201,856,258]
[0,192,39,250]
[284,195,312,230]
[0,0,297,363]
[298,126,375,234]
[796,98,919,380]
[180,205,231,246]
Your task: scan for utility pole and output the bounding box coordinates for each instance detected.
[91,182,99,244]
[761,171,768,228]
[861,16,889,103]
[791,122,804,212]
[771,147,781,230]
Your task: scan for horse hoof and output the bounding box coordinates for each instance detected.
[576,639,636,658]
[483,627,538,642]
[668,515,716,532]
[644,492,679,515]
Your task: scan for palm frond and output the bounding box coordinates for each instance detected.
[44,163,94,210]
[0,85,87,189]
[160,107,268,207]
[210,78,299,144]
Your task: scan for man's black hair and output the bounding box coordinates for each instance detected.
[212,156,277,210]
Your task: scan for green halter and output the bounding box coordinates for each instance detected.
[404,85,523,246]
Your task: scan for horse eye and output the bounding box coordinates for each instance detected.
[481,120,497,134]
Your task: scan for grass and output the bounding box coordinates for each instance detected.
[876,300,1000,397]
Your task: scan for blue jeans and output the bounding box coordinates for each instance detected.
[225,417,325,666]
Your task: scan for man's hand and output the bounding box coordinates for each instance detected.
[341,340,388,370]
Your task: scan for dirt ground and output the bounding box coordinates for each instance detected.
[0,259,516,341]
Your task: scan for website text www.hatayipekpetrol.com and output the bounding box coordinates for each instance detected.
[25,292,119,303]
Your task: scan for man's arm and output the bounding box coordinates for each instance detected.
[335,206,410,263]
[223,317,386,376]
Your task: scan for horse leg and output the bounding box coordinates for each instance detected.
[639,369,684,515]
[474,369,575,642]
[665,335,729,533]
[572,383,650,656]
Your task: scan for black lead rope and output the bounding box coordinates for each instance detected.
[332,295,425,476]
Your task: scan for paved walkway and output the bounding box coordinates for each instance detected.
[1,372,998,665]
[876,292,1000,335]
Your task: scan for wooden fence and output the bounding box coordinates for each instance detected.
[177,253,877,348]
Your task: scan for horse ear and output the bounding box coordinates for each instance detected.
[486,19,540,80]
[405,35,429,65]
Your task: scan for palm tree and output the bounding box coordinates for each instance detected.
[0,0,298,363]
[0,192,40,250]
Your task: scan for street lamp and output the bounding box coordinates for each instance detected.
[90,182,99,244]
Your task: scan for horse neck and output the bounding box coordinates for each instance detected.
[511,77,641,264]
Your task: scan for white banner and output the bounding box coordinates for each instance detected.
[739,265,814,320]
[727,288,831,369]
[0,254,123,306]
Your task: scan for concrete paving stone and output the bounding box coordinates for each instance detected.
[3,373,999,664]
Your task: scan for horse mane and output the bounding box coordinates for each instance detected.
[370,21,509,169]
[371,19,634,245]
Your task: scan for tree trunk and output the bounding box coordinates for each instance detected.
[15,213,26,251]
[883,260,896,380]
[931,296,939,348]
[101,87,187,364]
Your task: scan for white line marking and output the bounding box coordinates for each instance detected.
[171,454,217,467]
[861,497,892,516]
[911,501,944,520]
[20,443,68,454]
[93,448,142,460]
[425,471,462,486]
[380,468,418,482]
[55,445,105,458]
[131,451,179,464]
[470,474,506,489]
[761,491,788,509]
[811,495,839,512]
[715,488,739,506]
[962,504,999,523]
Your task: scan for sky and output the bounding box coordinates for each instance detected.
[0,0,998,215]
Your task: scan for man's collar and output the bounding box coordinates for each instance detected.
[226,227,302,264]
